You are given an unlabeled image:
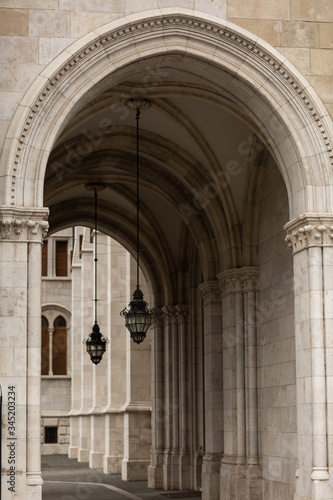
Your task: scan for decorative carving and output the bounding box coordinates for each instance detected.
[285,214,333,254]
[218,267,259,295]
[9,14,333,205]
[199,281,221,306]
[0,208,49,241]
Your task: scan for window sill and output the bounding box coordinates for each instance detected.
[41,375,71,379]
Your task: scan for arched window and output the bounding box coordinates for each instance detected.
[52,316,67,375]
[41,315,68,375]
[41,316,49,375]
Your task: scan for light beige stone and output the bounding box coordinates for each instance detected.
[227,0,291,20]
[319,23,333,48]
[29,10,70,38]
[278,47,311,75]
[60,0,124,11]
[71,11,121,37]
[39,37,74,65]
[0,8,28,35]
[229,18,280,46]
[307,75,333,102]
[0,0,57,6]
[311,48,333,76]
[280,21,319,48]
[291,0,333,22]
[0,36,38,64]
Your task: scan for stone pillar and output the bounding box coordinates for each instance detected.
[68,227,83,459]
[78,229,93,462]
[162,306,175,489]
[171,308,180,489]
[121,261,151,481]
[148,311,164,489]
[103,239,127,474]
[177,305,191,490]
[199,281,223,500]
[89,232,108,469]
[0,208,48,500]
[285,216,333,500]
[218,268,261,500]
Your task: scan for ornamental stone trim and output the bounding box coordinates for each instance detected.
[8,12,333,205]
[199,281,221,306]
[0,207,49,241]
[217,267,259,296]
[284,213,333,254]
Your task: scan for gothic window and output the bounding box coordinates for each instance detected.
[53,316,67,375]
[55,240,68,276]
[41,315,67,375]
[42,240,48,276]
[41,316,49,375]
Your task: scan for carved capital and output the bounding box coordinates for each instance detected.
[199,281,221,306]
[151,309,163,328]
[284,214,333,254]
[0,207,49,242]
[175,305,189,324]
[217,267,259,296]
[162,305,178,326]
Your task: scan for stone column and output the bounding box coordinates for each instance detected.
[0,208,48,500]
[78,229,93,462]
[148,310,164,489]
[103,239,127,474]
[89,232,108,469]
[162,306,175,489]
[68,227,83,459]
[199,281,223,500]
[218,268,260,500]
[285,216,333,499]
[121,261,151,481]
[177,305,191,490]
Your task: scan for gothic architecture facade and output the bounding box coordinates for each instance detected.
[1,1,333,499]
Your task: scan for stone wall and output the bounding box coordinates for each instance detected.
[258,155,296,499]
[0,0,332,163]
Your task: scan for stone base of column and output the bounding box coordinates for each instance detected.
[103,454,122,474]
[172,451,180,489]
[89,451,104,469]
[26,473,43,500]
[194,451,203,490]
[202,453,221,500]
[220,462,262,500]
[179,452,192,490]
[78,448,90,462]
[294,466,332,500]
[68,446,78,459]
[122,458,149,480]
[148,451,164,489]
[163,450,173,489]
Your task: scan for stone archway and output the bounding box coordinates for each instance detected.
[1,8,333,500]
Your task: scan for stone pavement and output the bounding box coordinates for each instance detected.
[41,455,202,500]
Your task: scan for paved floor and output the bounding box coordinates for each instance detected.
[42,455,202,500]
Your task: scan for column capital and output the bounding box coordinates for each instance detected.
[151,308,164,327]
[217,267,259,295]
[284,213,333,254]
[199,280,221,306]
[0,206,49,242]
[162,305,178,326]
[175,305,189,324]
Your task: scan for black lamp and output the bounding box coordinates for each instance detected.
[120,98,152,345]
[83,183,109,364]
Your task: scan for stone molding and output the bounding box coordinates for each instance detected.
[4,10,333,208]
[284,213,333,254]
[199,280,221,306]
[0,207,49,241]
[217,267,259,296]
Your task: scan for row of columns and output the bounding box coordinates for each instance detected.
[68,229,151,480]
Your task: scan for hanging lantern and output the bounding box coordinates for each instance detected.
[83,183,109,364]
[120,98,152,344]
